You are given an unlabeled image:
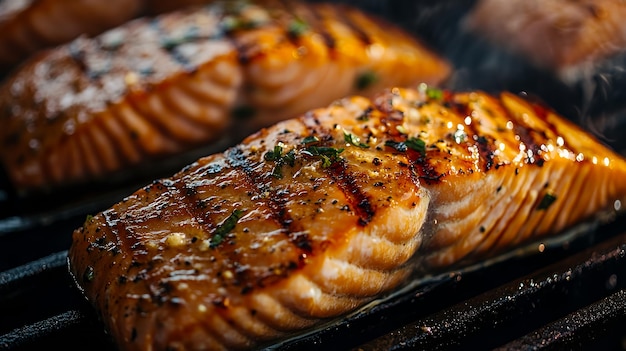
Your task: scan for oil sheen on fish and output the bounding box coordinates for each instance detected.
[0,0,142,73]
[0,0,450,192]
[0,0,215,74]
[68,87,626,351]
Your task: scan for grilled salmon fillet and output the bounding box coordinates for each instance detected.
[0,0,450,193]
[68,87,626,351]
[464,0,626,72]
[0,0,141,73]
[0,0,218,73]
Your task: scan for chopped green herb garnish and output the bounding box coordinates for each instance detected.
[83,266,95,282]
[264,144,295,178]
[385,137,427,156]
[264,144,284,162]
[426,87,443,100]
[357,111,370,121]
[85,214,94,223]
[221,15,262,32]
[355,70,378,90]
[160,28,200,50]
[405,137,426,156]
[302,135,320,145]
[282,149,296,166]
[537,193,557,210]
[221,16,241,32]
[344,131,369,148]
[385,140,408,152]
[287,18,309,37]
[210,209,244,248]
[302,146,344,168]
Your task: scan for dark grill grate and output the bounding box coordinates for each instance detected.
[1,221,625,351]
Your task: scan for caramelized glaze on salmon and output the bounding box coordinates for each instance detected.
[0,0,450,192]
[68,87,626,351]
[0,0,217,73]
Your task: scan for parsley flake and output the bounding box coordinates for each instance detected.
[287,18,309,37]
[405,137,426,156]
[344,131,369,148]
[210,209,244,248]
[426,87,443,100]
[355,70,378,90]
[385,140,408,152]
[302,135,320,145]
[537,193,557,211]
[302,146,344,168]
[264,144,295,178]
[385,137,427,157]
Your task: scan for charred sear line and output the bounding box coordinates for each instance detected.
[277,0,310,42]
[165,177,219,236]
[232,38,260,65]
[304,3,336,50]
[499,97,548,166]
[327,160,375,226]
[101,209,137,262]
[512,122,544,166]
[475,135,496,171]
[151,17,195,70]
[462,110,496,171]
[412,155,444,184]
[334,5,372,45]
[225,147,304,242]
[529,100,572,153]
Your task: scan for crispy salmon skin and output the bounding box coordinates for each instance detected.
[68,87,626,350]
[0,0,450,193]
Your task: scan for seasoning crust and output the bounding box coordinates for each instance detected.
[0,0,450,191]
[69,87,626,350]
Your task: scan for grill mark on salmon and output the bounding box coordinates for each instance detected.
[301,4,337,51]
[0,0,242,74]
[226,144,318,263]
[69,87,626,350]
[336,7,373,46]
[0,0,142,73]
[328,160,376,227]
[225,147,298,238]
[300,112,376,226]
[0,0,450,193]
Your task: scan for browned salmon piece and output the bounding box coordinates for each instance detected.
[464,0,626,72]
[0,0,142,72]
[68,86,626,350]
[0,0,450,193]
[0,0,219,73]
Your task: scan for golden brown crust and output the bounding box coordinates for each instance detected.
[69,87,626,350]
[0,1,450,192]
[0,0,144,72]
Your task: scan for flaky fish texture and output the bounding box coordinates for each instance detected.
[68,87,626,351]
[0,0,450,192]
